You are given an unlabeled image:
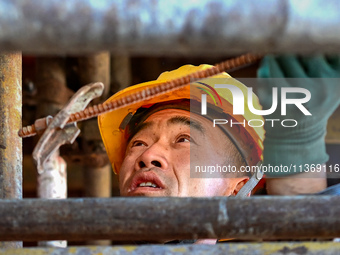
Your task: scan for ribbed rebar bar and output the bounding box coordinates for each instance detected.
[18,53,262,138]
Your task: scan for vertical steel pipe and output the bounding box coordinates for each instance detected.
[77,52,111,200]
[35,57,69,248]
[0,52,22,248]
[110,55,131,93]
[84,165,111,198]
[77,52,111,104]
[77,52,111,245]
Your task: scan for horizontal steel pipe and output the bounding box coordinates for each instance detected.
[1,242,340,255]
[0,0,340,55]
[0,196,339,241]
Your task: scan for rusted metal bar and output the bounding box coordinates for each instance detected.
[0,52,22,248]
[35,57,69,248]
[84,165,111,246]
[0,196,339,241]
[34,58,69,195]
[77,52,111,104]
[77,52,112,245]
[110,55,131,93]
[19,53,261,138]
[0,54,22,199]
[76,52,112,198]
[1,0,340,55]
[84,164,111,198]
[1,242,340,255]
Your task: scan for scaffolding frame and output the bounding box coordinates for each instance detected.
[1,0,340,254]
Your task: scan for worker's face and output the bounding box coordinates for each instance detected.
[119,109,247,197]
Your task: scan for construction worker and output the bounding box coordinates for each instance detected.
[98,64,264,201]
[98,55,340,243]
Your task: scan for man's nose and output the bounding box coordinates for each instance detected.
[135,143,169,170]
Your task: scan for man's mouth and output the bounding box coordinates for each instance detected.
[127,171,165,193]
[137,182,160,188]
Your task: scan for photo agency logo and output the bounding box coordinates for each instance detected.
[199,82,312,128]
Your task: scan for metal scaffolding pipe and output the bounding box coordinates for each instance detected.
[0,196,339,241]
[1,242,340,255]
[0,0,340,55]
[77,52,112,202]
[35,57,69,248]
[77,52,112,246]
[0,53,22,248]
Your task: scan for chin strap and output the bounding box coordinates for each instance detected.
[236,161,264,198]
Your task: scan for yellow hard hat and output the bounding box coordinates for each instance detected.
[98,64,265,174]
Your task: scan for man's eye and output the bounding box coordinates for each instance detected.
[176,135,190,143]
[132,140,147,147]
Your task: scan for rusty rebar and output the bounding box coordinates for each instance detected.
[18,53,262,138]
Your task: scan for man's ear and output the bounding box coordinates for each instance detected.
[230,177,249,196]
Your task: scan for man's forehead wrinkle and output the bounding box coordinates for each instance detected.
[167,116,205,133]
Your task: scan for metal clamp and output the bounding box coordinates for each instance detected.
[33,82,104,174]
